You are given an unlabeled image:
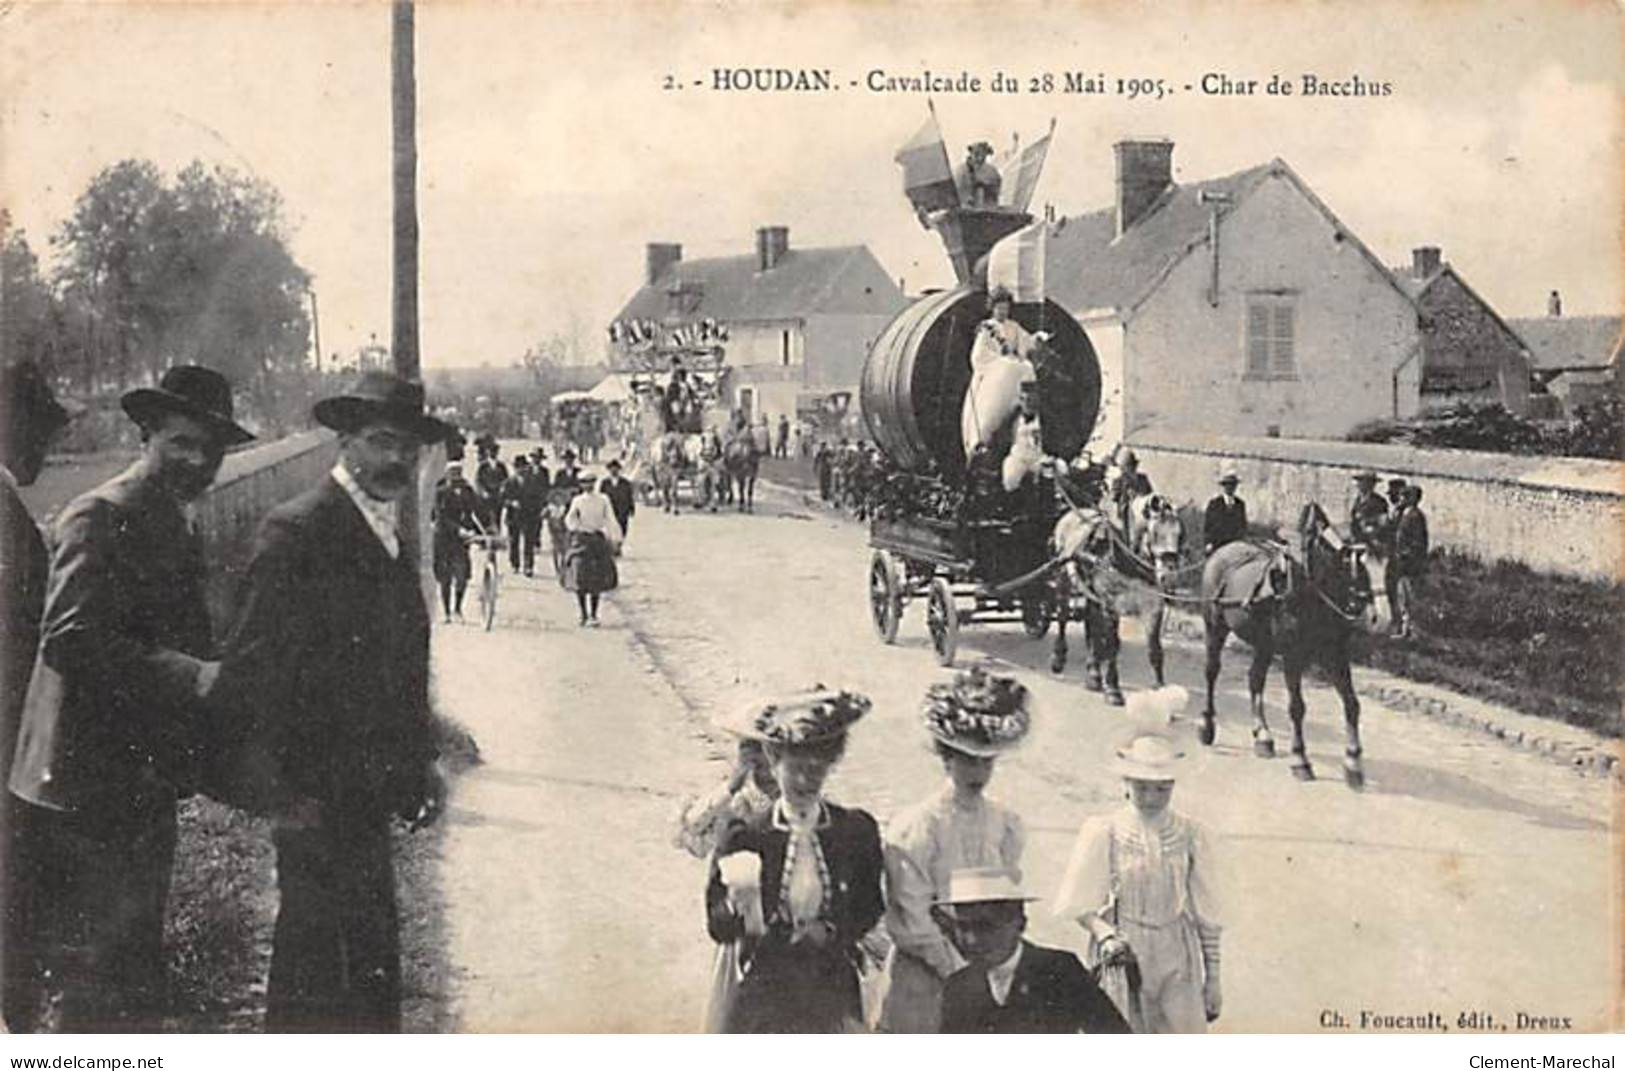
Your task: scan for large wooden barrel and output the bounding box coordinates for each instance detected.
[860,287,1102,476]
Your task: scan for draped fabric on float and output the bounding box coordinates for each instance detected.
[1001,125,1054,213]
[987,220,1048,305]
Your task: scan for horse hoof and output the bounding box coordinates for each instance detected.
[1084,675,1103,693]
[1253,738,1276,759]
[1343,764,1366,791]
[1105,689,1125,707]
[1050,658,1065,676]
[1291,763,1316,782]
[1198,721,1216,746]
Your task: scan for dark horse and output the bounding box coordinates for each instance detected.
[1199,503,1388,788]
[724,431,761,513]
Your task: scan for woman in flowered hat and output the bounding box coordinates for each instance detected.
[1053,691,1223,1033]
[705,687,883,1032]
[879,666,1031,1033]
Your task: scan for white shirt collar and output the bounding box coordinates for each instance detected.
[332,461,401,559]
[987,941,1025,1006]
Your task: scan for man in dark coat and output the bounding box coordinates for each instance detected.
[1349,471,1391,549]
[0,360,73,1031]
[601,459,636,541]
[431,462,482,622]
[212,372,448,1032]
[935,867,1129,1034]
[11,365,253,1031]
[1390,484,1430,639]
[1202,471,1248,555]
[474,443,508,533]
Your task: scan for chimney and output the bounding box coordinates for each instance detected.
[646,242,682,286]
[1548,289,1562,317]
[1412,246,1441,279]
[756,225,789,271]
[1114,139,1173,236]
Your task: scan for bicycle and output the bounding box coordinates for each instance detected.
[466,521,508,631]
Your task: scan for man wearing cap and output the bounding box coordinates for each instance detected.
[1390,484,1429,639]
[1202,471,1248,555]
[1349,471,1390,549]
[0,360,74,1030]
[431,462,482,622]
[10,364,252,1030]
[935,867,1128,1034]
[212,371,447,1031]
[601,459,636,543]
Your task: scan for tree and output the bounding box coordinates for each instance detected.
[0,212,56,375]
[50,159,314,433]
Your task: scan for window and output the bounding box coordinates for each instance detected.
[1245,294,1296,378]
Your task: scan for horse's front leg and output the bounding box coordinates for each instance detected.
[1200,614,1226,746]
[1050,572,1070,675]
[1146,600,1166,686]
[1328,654,1364,790]
[1282,651,1313,780]
[1249,633,1276,758]
[1097,605,1124,706]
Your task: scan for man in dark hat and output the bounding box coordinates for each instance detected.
[601,458,635,544]
[474,442,508,535]
[1202,471,1247,555]
[1349,471,1390,549]
[554,449,582,497]
[0,360,74,1030]
[1390,484,1429,639]
[935,867,1129,1034]
[11,364,253,1030]
[212,370,448,1032]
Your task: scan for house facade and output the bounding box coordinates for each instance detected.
[610,227,907,423]
[1048,142,1424,444]
[1510,302,1622,414]
[1395,246,1531,415]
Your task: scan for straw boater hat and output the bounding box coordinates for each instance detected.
[922,666,1032,758]
[314,371,452,442]
[1110,722,1190,782]
[1217,468,1239,486]
[121,365,255,446]
[714,686,872,747]
[934,866,1038,908]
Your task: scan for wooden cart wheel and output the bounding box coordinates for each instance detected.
[869,552,903,645]
[926,577,959,667]
[1021,593,1052,639]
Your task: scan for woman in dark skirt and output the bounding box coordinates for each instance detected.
[561,473,622,625]
[706,688,884,1032]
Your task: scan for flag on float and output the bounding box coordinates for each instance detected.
[986,218,1048,304]
[1003,119,1055,214]
[894,102,959,225]
[992,132,1021,205]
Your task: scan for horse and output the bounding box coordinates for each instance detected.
[724,431,761,513]
[1126,493,1191,686]
[1047,505,1132,705]
[1199,502,1389,788]
[652,431,693,514]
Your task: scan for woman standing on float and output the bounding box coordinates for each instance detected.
[705,688,884,1032]
[880,667,1031,1033]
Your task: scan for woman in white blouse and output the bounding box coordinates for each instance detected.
[880,667,1031,1032]
[561,474,622,625]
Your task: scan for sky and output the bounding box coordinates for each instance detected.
[2,0,1620,372]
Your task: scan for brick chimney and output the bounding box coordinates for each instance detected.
[1114,139,1173,236]
[646,242,682,286]
[756,226,789,271]
[1548,289,1562,317]
[1412,246,1441,279]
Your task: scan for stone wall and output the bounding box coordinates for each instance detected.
[1128,430,1625,582]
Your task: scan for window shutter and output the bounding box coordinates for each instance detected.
[1271,304,1295,374]
[1246,304,1271,376]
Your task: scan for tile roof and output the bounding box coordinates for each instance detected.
[1508,314,1623,371]
[1045,162,1275,315]
[613,245,904,324]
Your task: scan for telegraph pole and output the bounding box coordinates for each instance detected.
[391,0,419,381]
[391,0,423,561]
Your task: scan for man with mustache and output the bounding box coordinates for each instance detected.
[10,365,253,1030]
[211,371,448,1031]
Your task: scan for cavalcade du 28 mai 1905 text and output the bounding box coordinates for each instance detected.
[664,68,1394,100]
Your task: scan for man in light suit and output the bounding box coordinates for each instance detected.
[0,360,74,1031]
[936,867,1129,1034]
[11,365,253,1031]
[212,371,447,1032]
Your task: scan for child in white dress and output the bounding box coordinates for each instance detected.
[1054,715,1222,1033]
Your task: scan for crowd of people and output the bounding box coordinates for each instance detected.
[675,671,1220,1034]
[431,436,636,627]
